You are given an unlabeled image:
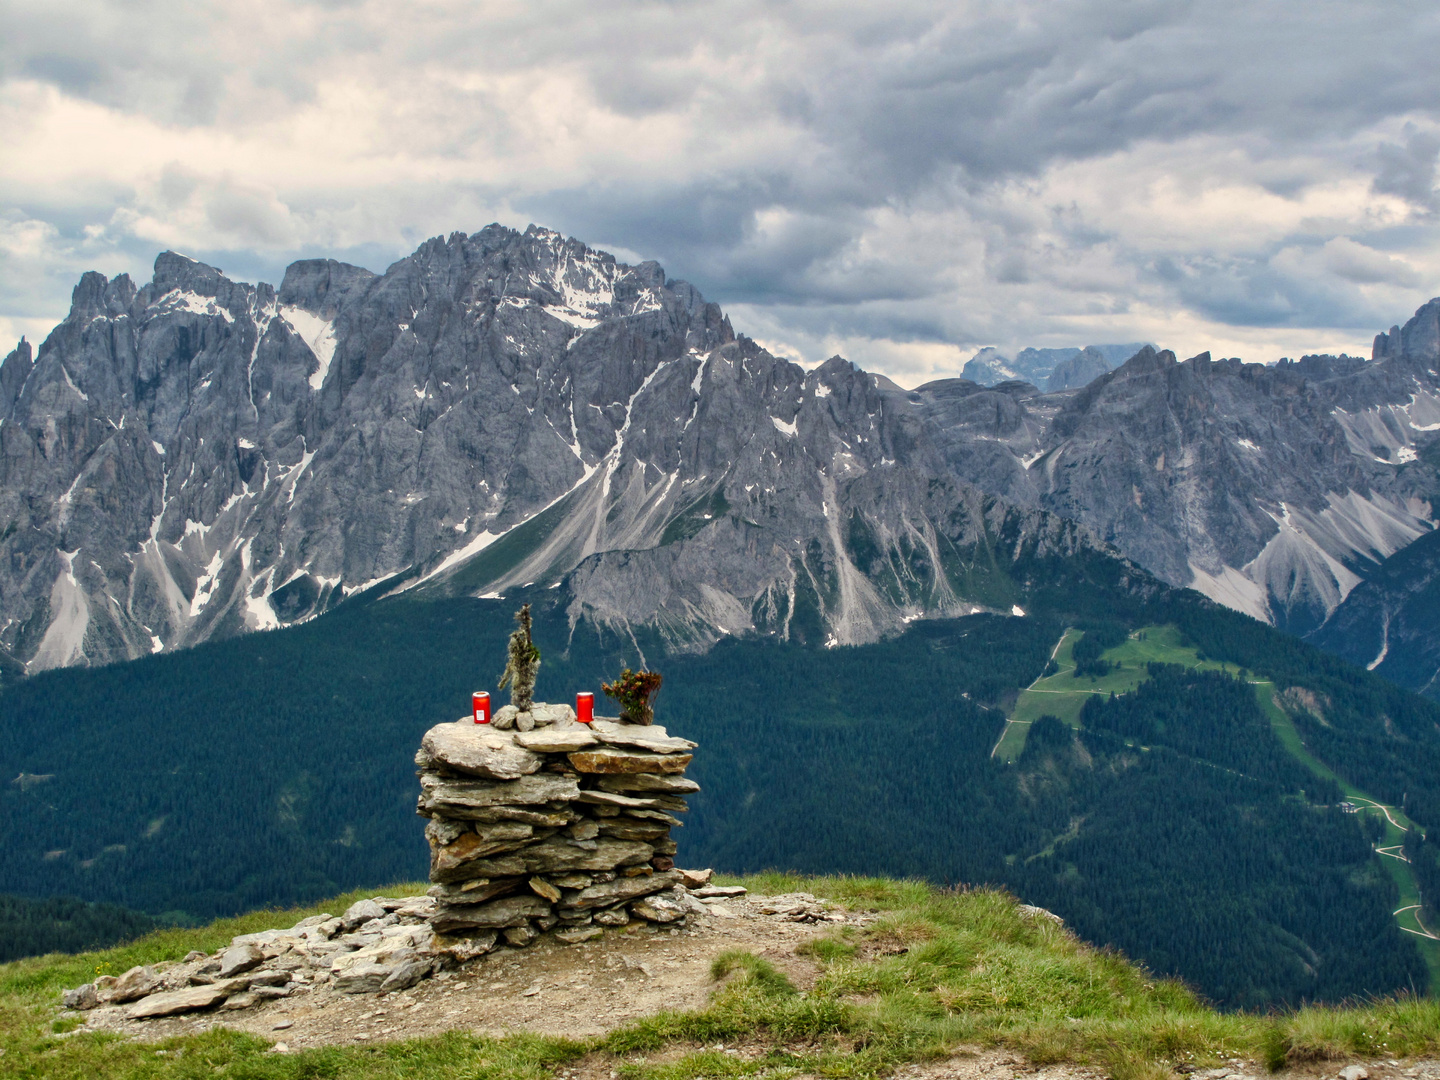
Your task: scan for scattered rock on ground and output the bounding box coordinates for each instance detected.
[217,944,266,978]
[128,983,237,1019]
[61,889,870,1047]
[102,966,162,1004]
[61,984,98,1010]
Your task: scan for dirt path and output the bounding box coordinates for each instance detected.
[79,892,865,1050]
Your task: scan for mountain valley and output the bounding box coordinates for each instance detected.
[4,226,1440,1007]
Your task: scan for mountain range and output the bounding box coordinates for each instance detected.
[1,225,1438,699]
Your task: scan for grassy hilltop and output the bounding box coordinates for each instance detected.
[2,875,1439,1080]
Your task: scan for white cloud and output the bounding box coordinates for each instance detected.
[0,215,57,258]
[2,0,1440,374]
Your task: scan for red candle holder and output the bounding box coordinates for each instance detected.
[472,691,491,724]
[576,692,594,724]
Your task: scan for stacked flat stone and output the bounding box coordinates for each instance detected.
[58,895,442,1017]
[415,703,703,951]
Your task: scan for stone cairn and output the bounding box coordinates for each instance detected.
[55,696,718,1021]
[417,699,710,954]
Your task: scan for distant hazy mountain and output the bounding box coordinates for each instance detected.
[1046,346,1112,392]
[960,342,1149,389]
[960,346,1020,385]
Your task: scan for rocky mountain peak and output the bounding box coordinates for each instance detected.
[1373,297,1440,362]
[0,225,871,671]
[0,338,33,421]
[278,259,377,318]
[2,225,1437,678]
[151,251,226,294]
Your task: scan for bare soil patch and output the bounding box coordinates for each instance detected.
[77,892,858,1049]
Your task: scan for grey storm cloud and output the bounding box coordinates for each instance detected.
[4,0,1440,377]
[1374,128,1440,212]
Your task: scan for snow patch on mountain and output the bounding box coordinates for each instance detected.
[1332,387,1440,464]
[280,306,338,391]
[151,289,234,323]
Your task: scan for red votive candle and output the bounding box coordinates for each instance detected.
[576,692,594,724]
[472,691,491,724]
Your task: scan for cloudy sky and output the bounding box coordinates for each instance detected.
[3,0,1440,386]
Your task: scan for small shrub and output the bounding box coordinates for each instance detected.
[602,668,664,725]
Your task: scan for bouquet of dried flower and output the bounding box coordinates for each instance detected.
[601,668,663,726]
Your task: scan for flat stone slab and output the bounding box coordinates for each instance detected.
[618,807,683,826]
[568,748,692,774]
[514,725,598,752]
[430,894,553,934]
[431,827,539,882]
[557,869,679,913]
[597,774,700,794]
[445,836,656,881]
[465,806,573,827]
[577,789,670,810]
[419,773,580,815]
[128,982,237,1019]
[426,878,523,905]
[554,926,605,944]
[591,720,697,753]
[422,723,542,780]
[580,790,688,814]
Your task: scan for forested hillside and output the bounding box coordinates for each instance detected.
[2,578,1438,1008]
[0,894,154,963]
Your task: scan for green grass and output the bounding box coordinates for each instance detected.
[994,626,1248,762]
[4,876,1440,1080]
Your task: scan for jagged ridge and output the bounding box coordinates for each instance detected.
[2,226,1438,674]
